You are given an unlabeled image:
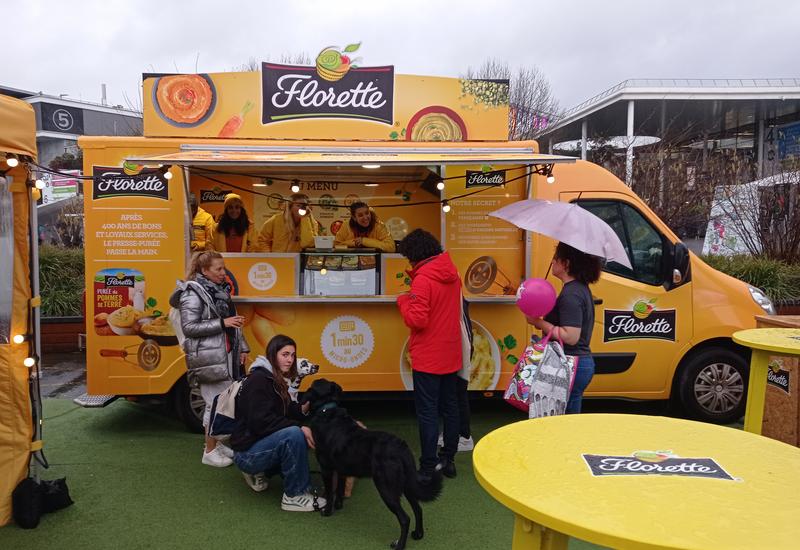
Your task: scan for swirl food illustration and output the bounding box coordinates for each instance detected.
[154,74,216,127]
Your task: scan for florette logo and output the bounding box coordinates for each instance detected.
[104,275,135,287]
[603,299,676,342]
[767,360,791,394]
[466,170,505,188]
[315,43,361,82]
[261,43,394,126]
[92,167,169,201]
[632,298,657,319]
[582,451,735,480]
[200,187,232,203]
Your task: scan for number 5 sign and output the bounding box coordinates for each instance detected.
[41,103,84,134]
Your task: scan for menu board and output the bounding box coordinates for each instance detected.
[444,165,528,296]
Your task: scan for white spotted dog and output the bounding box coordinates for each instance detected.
[262,355,319,401]
[290,357,320,402]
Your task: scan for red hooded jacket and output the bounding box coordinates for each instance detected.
[397,252,463,375]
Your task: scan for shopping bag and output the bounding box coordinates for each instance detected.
[208,378,245,442]
[528,330,578,419]
[503,338,545,412]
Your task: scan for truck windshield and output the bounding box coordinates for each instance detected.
[577,200,664,286]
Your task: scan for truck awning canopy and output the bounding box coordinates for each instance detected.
[125,143,576,168]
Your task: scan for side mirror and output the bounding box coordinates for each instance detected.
[668,242,691,289]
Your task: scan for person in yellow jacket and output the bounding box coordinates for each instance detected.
[257,193,318,252]
[190,194,215,251]
[334,201,396,252]
[211,193,259,252]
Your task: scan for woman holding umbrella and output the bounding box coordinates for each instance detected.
[526,242,602,413]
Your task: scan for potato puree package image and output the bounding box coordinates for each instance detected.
[93,268,146,336]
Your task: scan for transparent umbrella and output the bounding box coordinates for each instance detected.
[489,199,632,269]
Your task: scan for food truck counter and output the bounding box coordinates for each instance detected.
[221,252,517,303]
[231,295,517,304]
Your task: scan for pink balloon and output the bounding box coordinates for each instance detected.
[516,278,557,318]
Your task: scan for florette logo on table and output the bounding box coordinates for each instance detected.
[582,451,735,480]
[261,42,394,126]
[767,359,791,394]
[92,166,169,201]
[603,298,676,342]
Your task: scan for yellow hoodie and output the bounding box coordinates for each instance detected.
[257,211,318,252]
[190,207,215,251]
[334,210,396,252]
[211,194,259,252]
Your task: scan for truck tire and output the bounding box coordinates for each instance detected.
[677,347,748,424]
[172,376,205,433]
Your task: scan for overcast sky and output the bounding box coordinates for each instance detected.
[4,0,798,111]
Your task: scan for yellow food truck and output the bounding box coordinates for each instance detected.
[78,53,772,429]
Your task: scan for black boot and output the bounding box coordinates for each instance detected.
[435,458,456,478]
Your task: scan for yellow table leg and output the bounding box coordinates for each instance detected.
[743,349,769,434]
[512,514,569,550]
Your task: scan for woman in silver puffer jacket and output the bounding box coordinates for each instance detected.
[169,251,249,468]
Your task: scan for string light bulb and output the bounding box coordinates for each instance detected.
[442,201,451,213]
[6,154,19,168]
[12,333,27,344]
[546,174,555,184]
[164,170,173,180]
[34,179,46,189]
[320,268,328,275]
[159,165,173,179]
[23,357,36,368]
[298,207,308,216]
[436,181,445,190]
[291,181,301,193]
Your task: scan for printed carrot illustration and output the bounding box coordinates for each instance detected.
[218,101,254,138]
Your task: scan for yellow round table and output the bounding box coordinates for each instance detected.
[733,328,800,434]
[473,414,800,549]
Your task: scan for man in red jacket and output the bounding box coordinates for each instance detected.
[397,229,462,480]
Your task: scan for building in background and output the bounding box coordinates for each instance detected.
[1,84,142,244]
[540,79,800,242]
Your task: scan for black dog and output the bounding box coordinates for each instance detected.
[301,378,443,550]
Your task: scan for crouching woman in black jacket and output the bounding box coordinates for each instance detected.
[229,334,326,512]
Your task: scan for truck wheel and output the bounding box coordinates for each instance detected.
[678,347,748,424]
[172,376,205,434]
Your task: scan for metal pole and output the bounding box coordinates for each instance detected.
[659,100,666,208]
[548,138,553,155]
[757,102,765,179]
[28,179,43,482]
[626,100,635,186]
[581,119,588,161]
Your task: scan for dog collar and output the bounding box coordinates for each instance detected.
[319,402,337,413]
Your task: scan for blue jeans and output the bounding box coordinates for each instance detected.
[566,355,595,414]
[233,426,310,496]
[413,370,459,472]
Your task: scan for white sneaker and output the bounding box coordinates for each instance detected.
[201,447,233,468]
[458,436,475,452]
[242,472,268,492]
[217,444,234,459]
[437,434,475,452]
[281,492,326,512]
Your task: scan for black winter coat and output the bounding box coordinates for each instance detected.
[229,364,305,452]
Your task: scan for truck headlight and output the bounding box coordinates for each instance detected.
[748,285,776,315]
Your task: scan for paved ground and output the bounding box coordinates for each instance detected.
[40,351,86,399]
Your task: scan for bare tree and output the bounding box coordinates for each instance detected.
[463,59,561,140]
[237,52,313,72]
[709,168,800,263]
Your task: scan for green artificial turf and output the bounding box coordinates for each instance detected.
[0,399,603,549]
